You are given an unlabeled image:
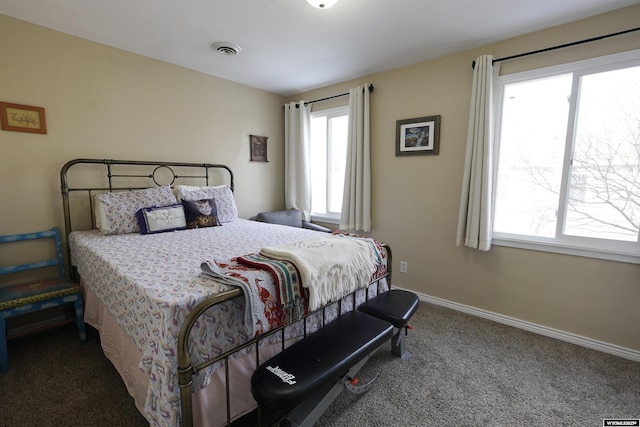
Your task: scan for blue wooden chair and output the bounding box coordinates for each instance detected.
[0,227,86,373]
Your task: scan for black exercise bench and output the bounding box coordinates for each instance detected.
[251,289,419,426]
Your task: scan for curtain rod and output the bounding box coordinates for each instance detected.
[295,84,374,108]
[471,26,640,69]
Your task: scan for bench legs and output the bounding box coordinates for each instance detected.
[391,326,412,359]
[283,353,373,427]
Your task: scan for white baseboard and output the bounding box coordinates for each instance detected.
[401,289,640,363]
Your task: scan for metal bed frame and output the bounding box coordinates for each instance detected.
[59,158,392,427]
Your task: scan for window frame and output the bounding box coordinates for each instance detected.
[309,105,349,225]
[492,49,640,264]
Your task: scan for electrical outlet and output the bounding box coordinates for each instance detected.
[400,261,408,273]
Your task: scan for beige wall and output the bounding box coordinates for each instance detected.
[289,5,640,352]
[0,14,286,240]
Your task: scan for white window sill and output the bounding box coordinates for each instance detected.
[492,235,640,265]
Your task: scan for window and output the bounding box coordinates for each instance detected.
[493,50,640,263]
[309,106,349,223]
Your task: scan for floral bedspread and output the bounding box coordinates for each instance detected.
[68,219,327,426]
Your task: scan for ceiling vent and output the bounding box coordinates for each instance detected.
[211,42,242,56]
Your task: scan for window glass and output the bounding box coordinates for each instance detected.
[494,74,571,237]
[565,67,640,241]
[310,106,349,221]
[328,115,348,213]
[492,50,640,262]
[310,115,328,214]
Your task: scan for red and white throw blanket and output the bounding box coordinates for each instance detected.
[237,253,308,321]
[200,258,295,337]
[200,233,386,336]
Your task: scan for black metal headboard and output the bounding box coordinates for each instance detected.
[60,158,234,238]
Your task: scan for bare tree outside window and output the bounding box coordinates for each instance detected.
[565,67,640,241]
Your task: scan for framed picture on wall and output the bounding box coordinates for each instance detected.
[0,102,47,134]
[250,135,268,162]
[396,115,440,156]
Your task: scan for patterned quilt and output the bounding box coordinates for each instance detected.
[69,220,328,426]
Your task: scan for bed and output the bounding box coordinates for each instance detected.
[60,158,391,426]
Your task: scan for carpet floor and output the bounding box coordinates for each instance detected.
[1,302,638,426]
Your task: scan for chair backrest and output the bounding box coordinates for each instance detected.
[0,228,65,278]
[255,209,303,228]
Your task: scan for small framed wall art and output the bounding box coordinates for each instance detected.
[250,135,268,162]
[396,115,440,156]
[0,102,47,134]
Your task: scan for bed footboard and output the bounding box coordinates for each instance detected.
[178,287,243,427]
[177,243,393,427]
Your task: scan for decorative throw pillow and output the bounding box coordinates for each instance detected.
[135,204,187,234]
[95,186,177,235]
[182,198,221,229]
[174,185,238,223]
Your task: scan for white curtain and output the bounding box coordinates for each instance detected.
[456,55,501,251]
[340,84,371,232]
[284,101,312,221]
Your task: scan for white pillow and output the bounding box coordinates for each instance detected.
[95,186,178,235]
[174,185,238,223]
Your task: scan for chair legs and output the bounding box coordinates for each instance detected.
[0,315,8,373]
[0,295,86,373]
[73,298,87,344]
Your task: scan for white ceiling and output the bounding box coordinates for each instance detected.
[1,0,637,96]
